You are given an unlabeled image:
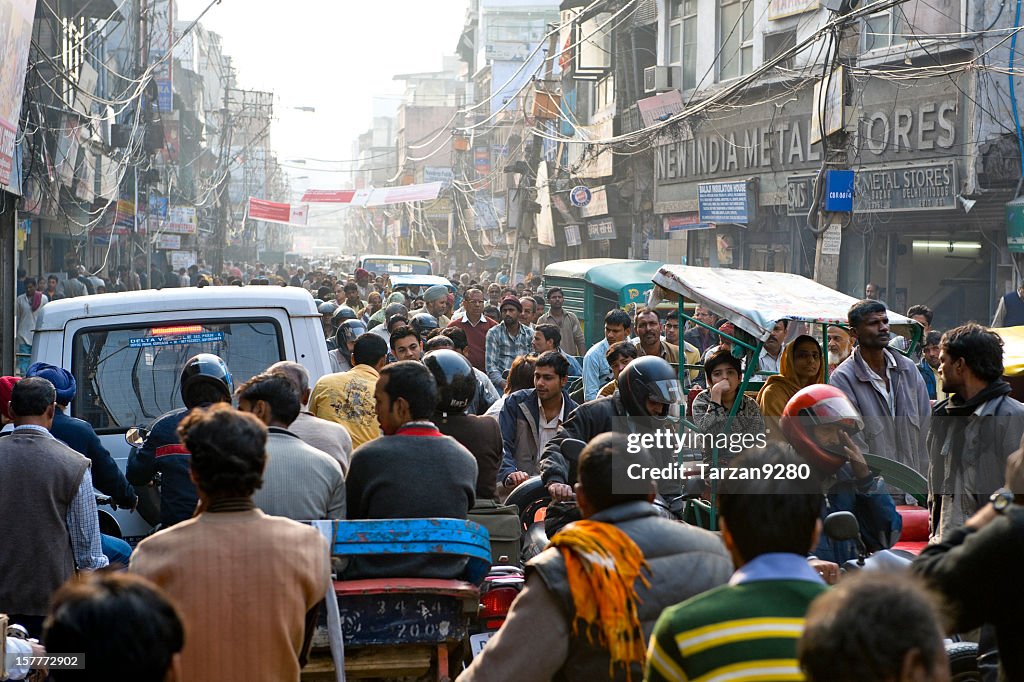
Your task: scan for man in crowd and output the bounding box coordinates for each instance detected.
[683,305,717,357]
[130,405,330,682]
[463,433,732,681]
[267,360,353,475]
[390,326,423,362]
[439,327,500,415]
[423,284,451,326]
[889,304,933,363]
[342,281,366,312]
[865,282,887,307]
[237,373,346,521]
[758,320,786,374]
[42,573,185,682]
[128,354,234,528]
[799,573,949,682]
[485,295,534,392]
[15,277,47,375]
[634,308,700,387]
[582,309,632,401]
[664,311,681,346]
[345,361,477,577]
[487,283,503,307]
[917,330,945,401]
[927,323,1024,540]
[447,287,497,372]
[826,325,852,375]
[62,265,87,298]
[498,351,579,496]
[520,295,538,328]
[26,363,135,565]
[310,334,388,449]
[598,341,639,398]
[914,435,1024,680]
[533,323,583,377]
[425,349,502,501]
[646,447,827,682]
[0,378,108,636]
[829,300,931,477]
[536,287,586,357]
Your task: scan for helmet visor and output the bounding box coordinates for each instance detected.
[647,377,684,405]
[797,395,863,432]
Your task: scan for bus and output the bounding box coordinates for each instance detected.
[356,254,432,276]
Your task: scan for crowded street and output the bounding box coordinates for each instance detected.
[4,0,1024,680]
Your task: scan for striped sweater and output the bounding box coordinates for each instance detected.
[646,579,827,682]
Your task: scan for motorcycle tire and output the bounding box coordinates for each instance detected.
[946,641,981,682]
[97,509,121,539]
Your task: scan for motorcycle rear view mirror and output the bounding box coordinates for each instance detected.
[823,510,860,542]
[125,426,149,447]
[559,439,587,463]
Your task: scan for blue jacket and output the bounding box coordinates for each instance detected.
[127,407,197,528]
[917,358,937,400]
[498,388,579,482]
[52,408,136,509]
[814,463,903,564]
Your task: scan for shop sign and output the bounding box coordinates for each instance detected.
[787,175,816,216]
[565,224,582,246]
[824,170,855,212]
[587,217,617,241]
[579,185,610,218]
[854,161,957,213]
[769,0,820,20]
[698,181,754,224]
[569,185,592,207]
[663,213,713,232]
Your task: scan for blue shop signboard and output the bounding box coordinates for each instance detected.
[697,181,754,224]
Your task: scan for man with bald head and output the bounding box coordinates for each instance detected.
[267,361,353,475]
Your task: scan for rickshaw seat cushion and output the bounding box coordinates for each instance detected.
[333,577,480,601]
[331,518,493,584]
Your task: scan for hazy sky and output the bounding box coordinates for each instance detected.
[175,0,469,197]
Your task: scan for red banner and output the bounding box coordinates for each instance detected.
[248,197,292,223]
[300,189,355,203]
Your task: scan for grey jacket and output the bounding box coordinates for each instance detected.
[460,501,732,682]
[927,390,1024,541]
[829,348,931,475]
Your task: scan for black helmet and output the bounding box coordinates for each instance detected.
[409,312,439,337]
[617,356,682,418]
[180,353,233,409]
[336,319,367,349]
[383,302,408,322]
[423,349,477,415]
[318,301,338,316]
[332,305,357,326]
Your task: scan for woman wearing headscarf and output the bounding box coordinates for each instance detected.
[757,334,825,442]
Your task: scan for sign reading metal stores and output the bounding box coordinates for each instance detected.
[129,331,225,348]
[786,161,958,215]
[698,182,753,223]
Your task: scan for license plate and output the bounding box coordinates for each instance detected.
[470,632,495,657]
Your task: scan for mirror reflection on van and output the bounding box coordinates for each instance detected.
[125,427,149,447]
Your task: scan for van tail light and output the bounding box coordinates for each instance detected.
[480,587,518,629]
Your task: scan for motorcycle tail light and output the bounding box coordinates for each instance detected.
[480,587,518,628]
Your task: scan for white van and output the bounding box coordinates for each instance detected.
[356,254,432,276]
[32,286,331,543]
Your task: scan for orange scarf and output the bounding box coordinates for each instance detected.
[549,519,651,681]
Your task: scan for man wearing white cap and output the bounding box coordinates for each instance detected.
[424,285,451,327]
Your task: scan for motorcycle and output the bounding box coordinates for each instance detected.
[823,511,981,681]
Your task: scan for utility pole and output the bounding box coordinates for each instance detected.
[811,8,856,289]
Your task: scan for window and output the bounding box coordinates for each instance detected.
[72,320,284,432]
[764,29,797,71]
[862,10,907,51]
[669,0,698,91]
[719,0,754,81]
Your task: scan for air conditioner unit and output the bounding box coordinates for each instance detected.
[644,66,676,94]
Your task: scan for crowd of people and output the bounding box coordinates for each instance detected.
[4,260,1024,681]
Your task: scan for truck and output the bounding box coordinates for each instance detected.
[31,285,332,543]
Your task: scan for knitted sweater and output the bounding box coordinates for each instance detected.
[647,579,827,682]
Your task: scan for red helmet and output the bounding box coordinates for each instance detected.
[780,384,864,474]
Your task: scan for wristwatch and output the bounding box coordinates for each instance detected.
[990,488,1015,514]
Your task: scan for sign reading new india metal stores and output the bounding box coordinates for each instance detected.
[698,182,754,224]
[786,161,958,216]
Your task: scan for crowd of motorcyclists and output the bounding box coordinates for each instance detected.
[2,259,1024,681]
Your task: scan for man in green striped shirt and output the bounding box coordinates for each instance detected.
[646,448,828,682]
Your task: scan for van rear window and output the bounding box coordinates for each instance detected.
[72,320,283,432]
[361,258,431,275]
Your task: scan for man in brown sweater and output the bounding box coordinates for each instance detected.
[130,405,330,682]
